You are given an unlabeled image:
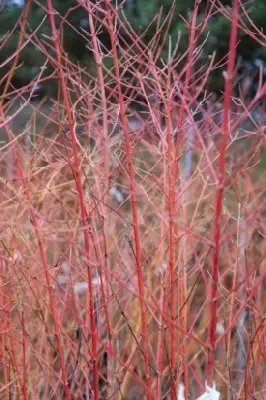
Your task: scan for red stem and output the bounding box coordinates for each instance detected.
[103,1,152,397]
[166,66,177,400]
[207,0,240,385]
[46,1,99,398]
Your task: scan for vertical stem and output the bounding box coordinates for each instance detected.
[207,0,240,385]
[155,124,168,398]
[21,307,27,399]
[166,66,177,399]
[46,1,99,398]
[236,217,248,390]
[87,7,115,396]
[155,285,167,397]
[104,1,152,397]
[0,254,10,400]
[175,2,201,394]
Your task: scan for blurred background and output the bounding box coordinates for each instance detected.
[0,0,265,98]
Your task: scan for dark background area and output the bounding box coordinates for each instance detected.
[0,0,265,98]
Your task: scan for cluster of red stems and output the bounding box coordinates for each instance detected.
[1,0,266,399]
